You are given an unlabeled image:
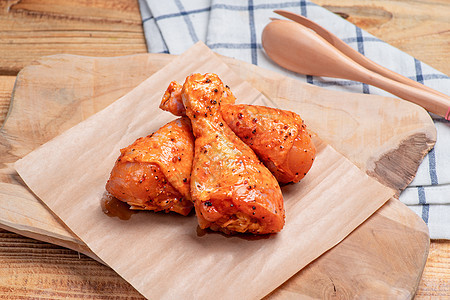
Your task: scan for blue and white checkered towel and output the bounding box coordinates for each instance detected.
[138,0,450,239]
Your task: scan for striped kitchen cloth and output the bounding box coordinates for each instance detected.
[138,0,450,239]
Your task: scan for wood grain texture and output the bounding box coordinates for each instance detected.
[0,228,143,299]
[0,0,448,298]
[0,0,147,75]
[418,240,450,297]
[0,0,448,76]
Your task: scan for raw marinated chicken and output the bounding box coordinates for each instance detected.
[221,104,315,183]
[180,73,285,234]
[106,117,194,216]
[161,81,315,184]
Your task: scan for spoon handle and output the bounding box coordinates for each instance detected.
[274,10,449,102]
[347,64,450,119]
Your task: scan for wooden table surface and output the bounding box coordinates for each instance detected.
[0,0,448,298]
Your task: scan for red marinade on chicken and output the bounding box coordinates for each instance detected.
[106,117,194,216]
[180,73,285,234]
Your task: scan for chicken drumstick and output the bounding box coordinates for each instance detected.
[181,73,285,234]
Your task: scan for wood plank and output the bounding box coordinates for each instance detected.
[0,0,448,76]
[0,0,147,75]
[0,53,433,298]
[417,240,450,297]
[0,52,448,299]
[0,228,143,299]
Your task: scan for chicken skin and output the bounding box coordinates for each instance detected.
[161,80,236,116]
[180,73,285,234]
[161,81,315,184]
[106,117,194,216]
[221,104,315,184]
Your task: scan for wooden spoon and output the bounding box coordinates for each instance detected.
[262,19,450,120]
[274,10,448,100]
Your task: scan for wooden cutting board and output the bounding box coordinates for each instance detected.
[0,53,434,298]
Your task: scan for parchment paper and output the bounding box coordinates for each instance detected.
[15,42,395,299]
